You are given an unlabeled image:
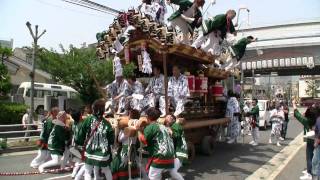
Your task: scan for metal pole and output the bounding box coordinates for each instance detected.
[252,69,255,98]
[163,50,169,115]
[26,22,46,125]
[268,73,271,99]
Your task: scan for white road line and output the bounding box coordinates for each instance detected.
[246,132,305,180]
[0,150,38,157]
[43,174,72,180]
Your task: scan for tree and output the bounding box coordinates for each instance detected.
[0,64,11,97]
[0,45,13,64]
[305,80,319,98]
[38,45,136,104]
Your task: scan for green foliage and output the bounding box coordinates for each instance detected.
[305,80,319,98]
[0,138,7,149]
[0,64,11,96]
[123,62,137,78]
[38,45,116,104]
[0,102,28,124]
[0,45,13,60]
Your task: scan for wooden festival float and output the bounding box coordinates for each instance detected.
[96,10,231,161]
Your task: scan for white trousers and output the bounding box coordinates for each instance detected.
[84,164,112,180]
[149,162,183,180]
[193,31,222,55]
[38,154,62,172]
[61,147,70,168]
[30,149,50,168]
[170,17,190,45]
[73,163,85,180]
[159,97,186,117]
[148,158,184,180]
[251,127,259,143]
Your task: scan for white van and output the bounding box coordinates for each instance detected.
[16,82,78,113]
[257,100,271,130]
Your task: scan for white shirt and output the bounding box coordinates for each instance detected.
[22,113,29,126]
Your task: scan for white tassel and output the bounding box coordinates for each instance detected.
[113,55,123,77]
[142,50,152,74]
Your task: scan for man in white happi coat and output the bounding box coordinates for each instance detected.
[144,66,165,111]
[127,76,145,111]
[160,65,190,117]
[107,75,129,114]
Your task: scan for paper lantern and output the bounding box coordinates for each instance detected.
[291,58,296,66]
[280,59,285,67]
[297,57,302,66]
[187,75,195,93]
[257,61,262,69]
[195,76,208,93]
[211,84,224,97]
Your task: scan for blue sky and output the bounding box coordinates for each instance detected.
[0,0,319,51]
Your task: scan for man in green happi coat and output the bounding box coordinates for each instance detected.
[138,107,183,180]
[222,36,257,70]
[167,0,205,45]
[192,9,237,55]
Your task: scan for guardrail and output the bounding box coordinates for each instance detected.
[0,123,42,141]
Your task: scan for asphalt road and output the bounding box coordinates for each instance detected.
[0,112,305,180]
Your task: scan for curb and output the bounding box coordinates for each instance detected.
[246,132,305,180]
[0,146,37,156]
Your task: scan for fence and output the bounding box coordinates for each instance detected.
[0,123,42,141]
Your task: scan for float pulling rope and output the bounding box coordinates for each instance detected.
[0,166,74,176]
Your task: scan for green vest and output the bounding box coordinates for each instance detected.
[144,123,175,169]
[76,115,114,167]
[202,14,235,38]
[39,117,54,149]
[48,124,69,155]
[167,0,202,33]
[232,38,250,60]
[171,123,188,164]
[249,105,259,126]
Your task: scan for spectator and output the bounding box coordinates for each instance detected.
[22,109,30,142]
[269,103,285,147]
[293,99,319,180]
[226,90,241,144]
[281,102,290,140]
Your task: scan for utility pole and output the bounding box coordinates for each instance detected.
[26,22,46,125]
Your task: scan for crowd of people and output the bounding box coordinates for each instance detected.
[225,94,291,147]
[29,100,188,180]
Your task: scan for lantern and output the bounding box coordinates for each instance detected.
[211,83,224,97]
[195,75,208,93]
[187,75,195,93]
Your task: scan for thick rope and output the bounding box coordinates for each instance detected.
[0,166,74,176]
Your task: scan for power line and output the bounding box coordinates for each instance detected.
[61,0,120,16]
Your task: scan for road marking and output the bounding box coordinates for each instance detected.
[43,174,72,180]
[0,150,38,157]
[246,132,305,180]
